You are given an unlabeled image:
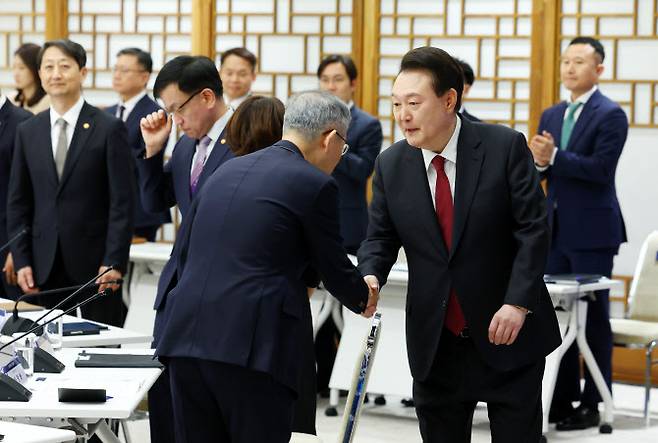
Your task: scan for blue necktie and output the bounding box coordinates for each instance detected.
[560,102,583,150]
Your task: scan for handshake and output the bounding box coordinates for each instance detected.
[361,275,380,318]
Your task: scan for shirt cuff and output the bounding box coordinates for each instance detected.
[534,148,558,171]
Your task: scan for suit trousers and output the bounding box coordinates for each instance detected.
[148,311,176,443]
[168,357,295,443]
[38,246,124,327]
[413,329,544,443]
[547,243,615,408]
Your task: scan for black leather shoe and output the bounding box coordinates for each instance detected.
[548,404,575,424]
[556,405,600,431]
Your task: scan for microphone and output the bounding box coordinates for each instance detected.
[1,267,118,336]
[0,228,28,255]
[0,287,112,402]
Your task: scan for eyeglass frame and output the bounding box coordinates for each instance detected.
[111,66,147,75]
[167,88,205,117]
[332,130,350,156]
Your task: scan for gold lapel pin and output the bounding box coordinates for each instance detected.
[83,122,90,129]
[220,138,226,144]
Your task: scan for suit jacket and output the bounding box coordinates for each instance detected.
[106,95,171,230]
[537,89,628,250]
[357,117,561,381]
[137,131,233,315]
[460,108,481,122]
[156,140,368,392]
[0,100,32,252]
[7,102,135,283]
[332,106,382,249]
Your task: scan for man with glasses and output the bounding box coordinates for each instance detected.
[107,48,170,242]
[137,54,233,443]
[155,90,378,443]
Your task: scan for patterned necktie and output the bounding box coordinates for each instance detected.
[431,156,466,335]
[190,135,212,196]
[560,101,583,150]
[54,118,68,179]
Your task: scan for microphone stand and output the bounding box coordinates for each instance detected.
[0,228,27,255]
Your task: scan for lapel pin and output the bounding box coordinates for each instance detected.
[220,138,226,144]
[83,122,90,129]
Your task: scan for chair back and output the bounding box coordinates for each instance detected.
[628,231,658,321]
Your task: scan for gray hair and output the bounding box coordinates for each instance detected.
[283,90,351,142]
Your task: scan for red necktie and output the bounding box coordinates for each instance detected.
[431,156,466,335]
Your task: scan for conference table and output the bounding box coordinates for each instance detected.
[323,262,623,435]
[0,421,76,442]
[0,348,161,443]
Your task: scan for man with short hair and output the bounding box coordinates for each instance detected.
[107,47,170,242]
[530,36,628,431]
[155,90,377,443]
[219,47,257,109]
[137,54,233,443]
[358,46,561,442]
[455,58,481,122]
[0,89,32,300]
[7,39,134,326]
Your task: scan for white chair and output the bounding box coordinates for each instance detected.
[610,230,658,425]
[290,432,322,442]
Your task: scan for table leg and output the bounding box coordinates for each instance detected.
[313,292,333,339]
[89,419,122,443]
[575,299,614,431]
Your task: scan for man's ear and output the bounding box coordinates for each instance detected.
[445,88,458,112]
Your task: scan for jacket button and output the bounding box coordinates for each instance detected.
[441,300,447,309]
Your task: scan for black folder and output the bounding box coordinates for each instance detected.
[63,321,109,336]
[75,352,163,368]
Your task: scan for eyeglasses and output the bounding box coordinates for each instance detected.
[333,130,350,156]
[168,89,204,116]
[112,66,146,75]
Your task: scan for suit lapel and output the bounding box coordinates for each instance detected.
[451,118,484,257]
[126,95,150,129]
[175,136,196,204]
[404,145,448,259]
[565,89,601,151]
[196,129,231,191]
[0,101,10,140]
[58,102,95,192]
[32,112,59,189]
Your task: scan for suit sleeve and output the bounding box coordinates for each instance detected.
[136,146,177,213]
[333,117,382,183]
[103,119,135,273]
[303,180,368,314]
[503,132,550,312]
[356,156,401,287]
[6,125,34,270]
[550,107,628,185]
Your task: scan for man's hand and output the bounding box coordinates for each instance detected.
[3,253,17,285]
[17,266,39,294]
[488,304,527,345]
[96,266,123,293]
[362,275,379,318]
[140,109,173,158]
[528,130,555,166]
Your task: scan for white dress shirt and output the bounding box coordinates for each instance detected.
[116,90,147,121]
[49,96,85,158]
[224,92,251,111]
[189,107,234,174]
[0,94,7,110]
[421,116,462,207]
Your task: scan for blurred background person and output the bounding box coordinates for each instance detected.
[107,47,171,242]
[219,47,257,109]
[455,58,481,122]
[11,43,50,114]
[0,89,32,300]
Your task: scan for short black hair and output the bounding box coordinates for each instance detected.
[153,55,223,99]
[454,58,475,86]
[220,47,257,72]
[399,46,464,112]
[38,39,86,69]
[569,36,605,63]
[317,54,358,81]
[117,47,153,73]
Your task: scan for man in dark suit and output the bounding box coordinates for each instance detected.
[106,47,170,242]
[357,46,561,442]
[317,54,382,254]
[155,90,377,443]
[7,39,134,326]
[455,58,481,122]
[0,90,32,300]
[137,55,233,443]
[529,37,628,431]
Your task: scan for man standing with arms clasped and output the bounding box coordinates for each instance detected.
[357,46,561,442]
[529,37,628,431]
